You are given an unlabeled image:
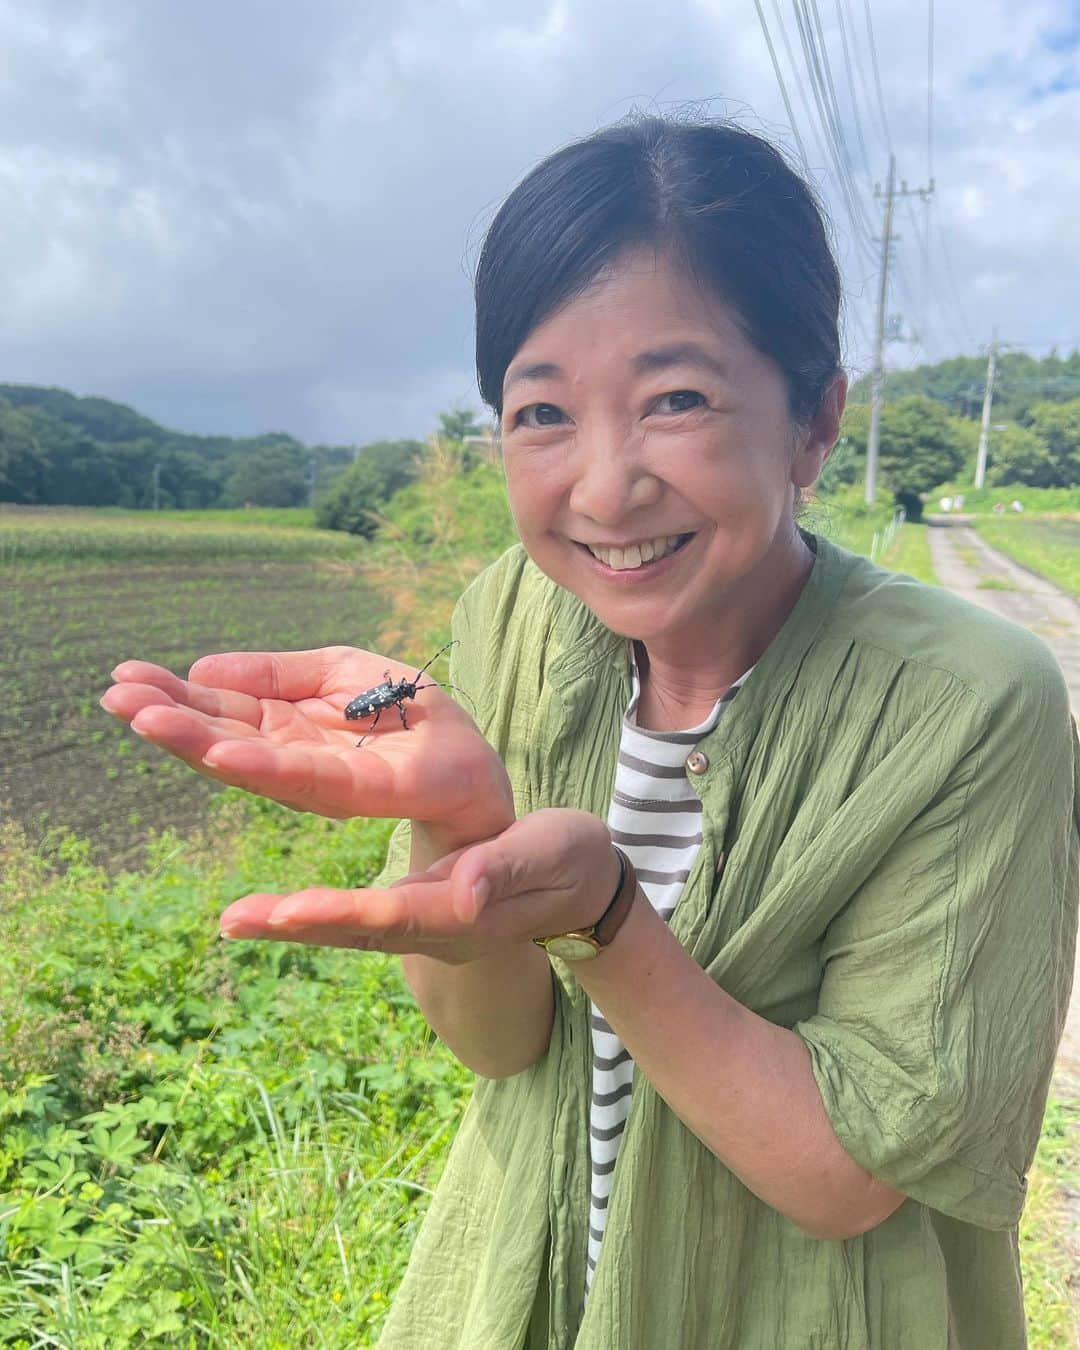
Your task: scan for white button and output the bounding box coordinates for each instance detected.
[685,750,709,775]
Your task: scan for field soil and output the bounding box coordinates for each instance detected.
[927,516,1080,1320]
[1,558,381,867]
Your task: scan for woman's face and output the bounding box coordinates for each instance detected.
[499,247,843,653]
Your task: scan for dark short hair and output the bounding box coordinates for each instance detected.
[475,115,842,425]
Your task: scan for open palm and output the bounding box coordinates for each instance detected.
[100,645,514,849]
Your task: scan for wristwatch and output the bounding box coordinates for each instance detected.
[532,847,639,961]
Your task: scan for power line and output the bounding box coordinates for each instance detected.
[753,0,877,354]
[841,0,888,161]
[932,202,976,350]
[791,0,878,264]
[768,0,846,189]
[926,0,935,180]
[833,0,874,180]
[752,0,812,168]
[861,0,894,154]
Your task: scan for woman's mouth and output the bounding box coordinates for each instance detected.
[578,532,695,573]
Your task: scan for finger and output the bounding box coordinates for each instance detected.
[100,680,182,722]
[129,704,264,761]
[449,811,617,920]
[188,648,358,700]
[223,882,466,943]
[216,892,445,953]
[198,737,400,815]
[388,844,472,890]
[110,660,264,725]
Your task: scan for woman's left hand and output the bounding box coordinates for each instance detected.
[219,808,621,965]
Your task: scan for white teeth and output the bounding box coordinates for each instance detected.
[586,534,685,570]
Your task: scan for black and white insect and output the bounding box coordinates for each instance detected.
[343,641,473,746]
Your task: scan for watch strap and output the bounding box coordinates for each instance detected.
[532,846,639,957]
[591,846,638,948]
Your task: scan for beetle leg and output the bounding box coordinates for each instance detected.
[356,706,383,747]
[397,701,410,730]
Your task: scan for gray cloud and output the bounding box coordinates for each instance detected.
[0,0,1076,444]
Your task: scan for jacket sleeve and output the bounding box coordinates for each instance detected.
[794,652,1079,1229]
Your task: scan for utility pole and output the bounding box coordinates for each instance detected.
[865,159,935,504]
[974,332,998,489]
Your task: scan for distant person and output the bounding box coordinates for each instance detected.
[954,492,964,510]
[102,116,1078,1349]
[939,495,954,511]
[994,501,1006,514]
[1011,499,1025,512]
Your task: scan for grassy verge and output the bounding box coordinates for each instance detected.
[926,485,1080,516]
[968,517,1080,600]
[879,521,938,585]
[0,798,469,1345]
[1019,1096,1080,1348]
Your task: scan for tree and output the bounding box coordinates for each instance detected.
[834,397,970,519]
[437,406,484,442]
[986,424,1058,489]
[222,441,308,508]
[818,405,868,494]
[0,400,50,503]
[1024,399,1080,486]
[315,440,424,536]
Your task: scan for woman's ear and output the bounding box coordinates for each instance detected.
[793,372,848,488]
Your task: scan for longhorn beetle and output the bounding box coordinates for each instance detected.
[343,641,474,746]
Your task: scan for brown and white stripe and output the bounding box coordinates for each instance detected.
[583,654,753,1302]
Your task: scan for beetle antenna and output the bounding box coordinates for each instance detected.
[412,639,459,681]
[414,679,477,713]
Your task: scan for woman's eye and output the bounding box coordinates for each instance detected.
[516,403,567,428]
[654,390,706,414]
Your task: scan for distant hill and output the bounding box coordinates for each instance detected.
[848,350,1080,422]
[0,384,359,509]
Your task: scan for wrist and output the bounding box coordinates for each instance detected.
[412,811,515,862]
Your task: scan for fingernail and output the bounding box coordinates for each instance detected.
[219,928,239,940]
[266,906,293,927]
[471,877,491,912]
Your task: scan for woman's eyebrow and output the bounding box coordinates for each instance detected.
[630,343,730,380]
[503,361,562,394]
[503,343,729,395]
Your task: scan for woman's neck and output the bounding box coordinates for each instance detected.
[634,530,815,732]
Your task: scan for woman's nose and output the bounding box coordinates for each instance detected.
[567,440,662,523]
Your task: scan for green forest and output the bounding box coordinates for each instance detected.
[2,351,1078,514]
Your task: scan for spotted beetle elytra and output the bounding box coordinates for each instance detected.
[343,640,474,746]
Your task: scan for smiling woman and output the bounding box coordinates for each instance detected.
[101,113,1078,1350]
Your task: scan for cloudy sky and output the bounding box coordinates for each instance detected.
[1,0,1077,445]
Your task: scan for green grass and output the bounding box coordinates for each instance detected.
[1018,1096,1080,1349]
[0,800,469,1346]
[968,517,1080,600]
[0,506,359,566]
[878,521,938,585]
[926,484,1080,516]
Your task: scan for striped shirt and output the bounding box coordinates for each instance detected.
[584,652,754,1301]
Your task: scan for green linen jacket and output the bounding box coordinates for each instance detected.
[374,530,1079,1350]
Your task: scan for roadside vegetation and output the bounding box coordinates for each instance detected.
[2,411,1077,1346]
[969,517,1080,601]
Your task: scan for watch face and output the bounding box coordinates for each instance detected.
[546,935,599,961]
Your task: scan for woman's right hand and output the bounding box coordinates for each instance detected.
[99,645,515,853]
